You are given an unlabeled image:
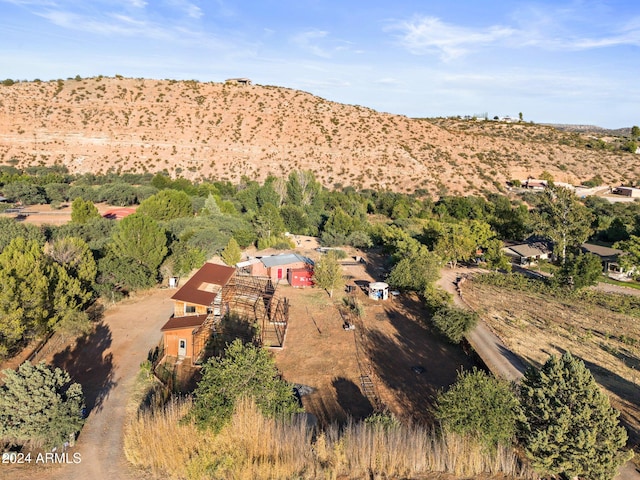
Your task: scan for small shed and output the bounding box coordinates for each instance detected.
[368,282,389,301]
[288,268,314,288]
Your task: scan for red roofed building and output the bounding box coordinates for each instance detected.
[160,263,236,364]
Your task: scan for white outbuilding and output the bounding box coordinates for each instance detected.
[368,282,389,301]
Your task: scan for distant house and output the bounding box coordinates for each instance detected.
[503,241,551,265]
[613,186,640,198]
[225,78,252,85]
[160,263,236,365]
[580,243,628,276]
[523,179,547,190]
[237,253,314,284]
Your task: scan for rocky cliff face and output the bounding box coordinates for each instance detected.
[0,77,634,195]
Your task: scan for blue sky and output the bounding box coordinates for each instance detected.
[2,0,639,128]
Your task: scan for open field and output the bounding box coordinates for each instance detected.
[461,278,640,449]
[275,248,481,427]
[0,202,131,226]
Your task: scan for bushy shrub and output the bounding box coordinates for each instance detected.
[431,305,478,343]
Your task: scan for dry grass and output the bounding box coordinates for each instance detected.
[124,394,536,480]
[461,278,640,447]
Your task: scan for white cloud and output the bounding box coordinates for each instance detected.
[387,16,515,60]
[291,29,331,58]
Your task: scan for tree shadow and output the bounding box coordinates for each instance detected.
[363,295,483,425]
[52,322,116,413]
[332,376,373,422]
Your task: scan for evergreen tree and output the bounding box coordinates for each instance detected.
[71,197,100,224]
[109,213,168,276]
[221,237,242,266]
[0,361,85,449]
[137,189,193,221]
[0,238,53,356]
[519,352,631,480]
[312,251,344,298]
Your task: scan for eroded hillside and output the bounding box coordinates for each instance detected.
[0,77,636,195]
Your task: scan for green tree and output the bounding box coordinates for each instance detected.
[2,181,46,205]
[0,361,85,449]
[615,234,640,273]
[482,238,512,271]
[559,251,603,289]
[252,203,285,242]
[433,222,477,268]
[534,186,593,264]
[518,352,631,480]
[431,305,479,343]
[221,237,242,266]
[191,339,301,432]
[631,125,640,138]
[387,247,440,293]
[312,251,344,298]
[202,193,221,216]
[0,217,45,251]
[0,238,53,356]
[435,368,521,449]
[109,213,168,276]
[71,197,101,224]
[137,189,193,221]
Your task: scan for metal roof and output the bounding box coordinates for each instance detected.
[171,263,235,306]
[260,253,314,268]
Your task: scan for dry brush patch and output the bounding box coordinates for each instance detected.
[124,394,535,480]
[461,279,640,446]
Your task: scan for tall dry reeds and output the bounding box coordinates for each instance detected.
[124,395,537,480]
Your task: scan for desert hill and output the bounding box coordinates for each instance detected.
[0,76,636,195]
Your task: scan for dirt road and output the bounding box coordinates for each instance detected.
[5,287,175,480]
[436,267,526,381]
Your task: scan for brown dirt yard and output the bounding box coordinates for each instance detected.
[1,240,481,480]
[0,202,130,226]
[274,248,481,427]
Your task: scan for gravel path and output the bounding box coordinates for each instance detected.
[436,267,526,381]
[5,287,175,480]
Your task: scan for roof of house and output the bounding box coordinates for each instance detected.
[581,243,623,258]
[260,253,314,268]
[171,263,236,306]
[504,243,548,258]
[161,314,208,331]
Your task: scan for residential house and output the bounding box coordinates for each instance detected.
[160,263,235,364]
[237,253,314,284]
[580,243,631,278]
[503,241,551,265]
[613,186,640,198]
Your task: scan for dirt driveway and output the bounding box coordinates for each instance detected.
[3,287,175,480]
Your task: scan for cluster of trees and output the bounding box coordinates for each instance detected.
[436,353,631,480]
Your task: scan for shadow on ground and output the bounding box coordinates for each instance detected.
[52,322,116,413]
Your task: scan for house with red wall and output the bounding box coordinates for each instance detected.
[237,253,314,285]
